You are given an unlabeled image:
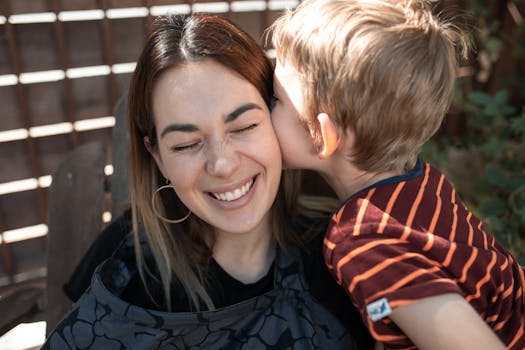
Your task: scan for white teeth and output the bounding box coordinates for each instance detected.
[212,178,254,202]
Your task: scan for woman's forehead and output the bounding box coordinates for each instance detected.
[151,60,266,126]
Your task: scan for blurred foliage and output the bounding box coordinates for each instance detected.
[421,1,525,262]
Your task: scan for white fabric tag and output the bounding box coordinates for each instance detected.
[366,297,392,321]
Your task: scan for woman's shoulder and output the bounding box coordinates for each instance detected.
[62,208,172,310]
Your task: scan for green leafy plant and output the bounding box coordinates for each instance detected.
[422,1,525,262]
[422,90,525,262]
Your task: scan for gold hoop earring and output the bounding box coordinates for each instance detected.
[151,184,191,223]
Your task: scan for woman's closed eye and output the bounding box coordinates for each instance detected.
[232,123,258,134]
[168,122,259,153]
[171,141,201,153]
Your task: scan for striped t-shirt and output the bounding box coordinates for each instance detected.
[323,159,525,349]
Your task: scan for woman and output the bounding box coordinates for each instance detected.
[42,13,372,349]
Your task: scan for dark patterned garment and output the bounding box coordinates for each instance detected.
[43,238,359,349]
[324,159,525,349]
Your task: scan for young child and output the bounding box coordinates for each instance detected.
[270,0,525,349]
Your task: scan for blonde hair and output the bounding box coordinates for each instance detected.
[129,14,302,311]
[270,0,470,173]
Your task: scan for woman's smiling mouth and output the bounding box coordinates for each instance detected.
[211,178,255,201]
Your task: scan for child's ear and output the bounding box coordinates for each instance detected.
[144,136,168,178]
[317,113,339,159]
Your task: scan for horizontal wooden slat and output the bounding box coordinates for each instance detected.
[0,191,42,231]
[0,141,33,183]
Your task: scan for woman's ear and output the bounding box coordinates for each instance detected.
[144,136,167,178]
[317,113,339,159]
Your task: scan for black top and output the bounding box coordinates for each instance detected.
[63,209,374,349]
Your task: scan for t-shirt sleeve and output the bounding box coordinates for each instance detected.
[325,231,461,345]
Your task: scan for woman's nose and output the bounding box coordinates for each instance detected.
[205,142,240,178]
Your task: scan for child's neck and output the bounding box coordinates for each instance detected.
[319,162,401,201]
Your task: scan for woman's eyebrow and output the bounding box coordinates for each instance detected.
[160,103,263,139]
[160,123,198,139]
[225,103,262,123]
